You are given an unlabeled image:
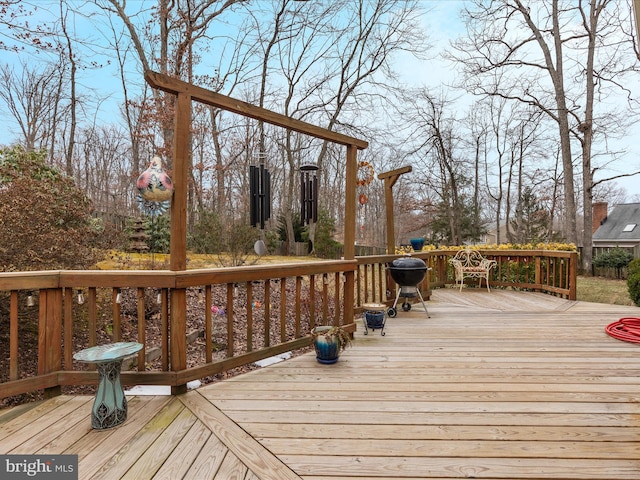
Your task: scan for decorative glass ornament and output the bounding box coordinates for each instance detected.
[136,157,173,202]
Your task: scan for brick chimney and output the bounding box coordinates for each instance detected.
[592,202,608,234]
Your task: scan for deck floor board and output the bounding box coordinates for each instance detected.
[1,289,640,479]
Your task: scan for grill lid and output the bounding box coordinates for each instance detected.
[388,256,427,270]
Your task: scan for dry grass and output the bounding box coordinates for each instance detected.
[96,252,321,270]
[576,276,634,306]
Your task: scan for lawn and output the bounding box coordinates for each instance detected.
[576,276,635,306]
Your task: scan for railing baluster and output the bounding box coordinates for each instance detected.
[160,288,168,371]
[89,288,97,348]
[112,287,121,342]
[246,281,253,352]
[280,278,287,340]
[10,290,18,381]
[356,265,362,306]
[333,272,340,327]
[295,276,302,338]
[64,288,73,369]
[137,288,145,372]
[205,285,212,362]
[226,283,234,358]
[264,280,271,347]
[309,275,316,336]
[322,274,329,324]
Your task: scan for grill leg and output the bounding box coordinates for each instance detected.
[416,290,430,318]
[391,288,402,310]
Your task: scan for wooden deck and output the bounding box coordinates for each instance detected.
[2,289,640,479]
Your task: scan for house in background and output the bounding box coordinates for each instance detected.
[592,202,640,257]
[480,222,508,245]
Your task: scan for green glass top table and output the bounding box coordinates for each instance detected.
[74,342,143,430]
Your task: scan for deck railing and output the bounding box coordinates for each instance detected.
[0,249,576,401]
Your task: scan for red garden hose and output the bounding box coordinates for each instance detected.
[605,317,640,344]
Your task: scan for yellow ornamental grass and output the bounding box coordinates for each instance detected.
[394,243,577,253]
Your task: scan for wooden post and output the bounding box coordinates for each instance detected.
[344,144,358,261]
[170,90,191,395]
[568,251,577,300]
[343,145,358,328]
[377,166,412,254]
[378,166,412,303]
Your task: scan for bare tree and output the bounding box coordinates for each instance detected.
[98,0,245,159]
[401,90,471,245]
[59,0,77,176]
[449,0,639,270]
[0,62,65,152]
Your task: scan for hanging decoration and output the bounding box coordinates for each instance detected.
[300,163,319,225]
[356,161,375,187]
[137,196,169,218]
[356,161,375,243]
[250,158,271,229]
[300,164,318,225]
[136,156,173,202]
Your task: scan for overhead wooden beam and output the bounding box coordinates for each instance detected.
[145,71,368,150]
[378,166,413,254]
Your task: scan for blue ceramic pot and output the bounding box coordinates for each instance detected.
[410,238,425,251]
[365,311,384,329]
[312,326,342,364]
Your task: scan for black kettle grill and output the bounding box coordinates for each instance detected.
[386,256,430,318]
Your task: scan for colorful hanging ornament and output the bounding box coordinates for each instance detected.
[356,161,375,187]
[137,157,173,202]
[358,193,368,205]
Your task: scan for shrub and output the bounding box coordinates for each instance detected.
[189,210,223,254]
[0,145,100,270]
[628,258,640,276]
[627,272,640,307]
[593,247,633,279]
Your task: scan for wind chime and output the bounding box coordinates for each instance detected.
[356,160,375,242]
[300,163,318,225]
[250,154,271,229]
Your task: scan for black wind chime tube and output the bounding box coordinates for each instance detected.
[300,164,319,225]
[250,163,271,229]
[300,170,307,224]
[250,165,258,227]
[261,163,270,230]
[312,173,318,223]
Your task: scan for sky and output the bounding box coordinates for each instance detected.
[0,0,639,199]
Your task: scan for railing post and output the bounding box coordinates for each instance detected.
[344,270,355,329]
[569,252,578,300]
[38,288,62,398]
[170,288,187,395]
